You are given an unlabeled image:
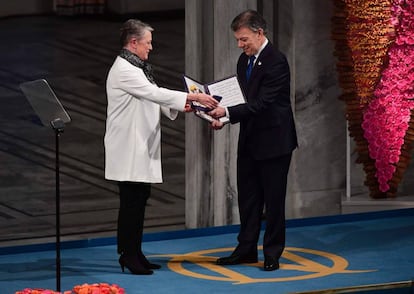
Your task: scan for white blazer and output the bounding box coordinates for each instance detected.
[104,56,187,183]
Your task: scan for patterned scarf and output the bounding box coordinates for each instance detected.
[119,48,155,84]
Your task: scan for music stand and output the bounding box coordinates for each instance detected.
[20,79,71,292]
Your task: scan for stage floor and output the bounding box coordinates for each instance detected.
[1,209,413,294]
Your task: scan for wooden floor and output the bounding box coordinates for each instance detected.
[0,12,186,247]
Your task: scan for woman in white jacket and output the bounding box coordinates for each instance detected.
[104,19,218,275]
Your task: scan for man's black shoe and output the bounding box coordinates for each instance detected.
[216,254,258,265]
[264,256,279,271]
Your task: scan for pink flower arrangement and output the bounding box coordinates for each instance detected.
[72,283,125,294]
[15,284,125,294]
[15,290,70,294]
[362,0,414,192]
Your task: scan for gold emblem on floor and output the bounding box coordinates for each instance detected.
[154,246,374,284]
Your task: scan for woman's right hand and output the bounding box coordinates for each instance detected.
[197,93,219,109]
[187,93,219,110]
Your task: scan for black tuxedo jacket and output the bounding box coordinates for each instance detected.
[228,42,298,160]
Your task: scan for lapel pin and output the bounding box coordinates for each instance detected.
[258,61,262,66]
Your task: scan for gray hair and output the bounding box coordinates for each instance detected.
[231,10,267,35]
[120,19,154,47]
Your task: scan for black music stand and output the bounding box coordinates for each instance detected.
[20,79,71,292]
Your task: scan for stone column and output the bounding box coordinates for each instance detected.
[185,0,214,228]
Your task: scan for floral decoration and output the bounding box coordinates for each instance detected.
[332,0,414,197]
[362,0,414,193]
[72,283,125,294]
[15,284,125,294]
[15,290,70,294]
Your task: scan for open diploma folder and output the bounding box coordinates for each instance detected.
[183,75,246,123]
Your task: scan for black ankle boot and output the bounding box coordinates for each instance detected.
[119,254,153,275]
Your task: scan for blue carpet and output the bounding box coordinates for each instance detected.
[0,209,413,294]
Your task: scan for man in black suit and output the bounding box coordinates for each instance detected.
[209,9,298,271]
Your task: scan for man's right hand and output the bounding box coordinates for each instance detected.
[208,106,226,119]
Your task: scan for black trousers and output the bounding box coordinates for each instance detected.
[235,152,292,259]
[117,181,151,256]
